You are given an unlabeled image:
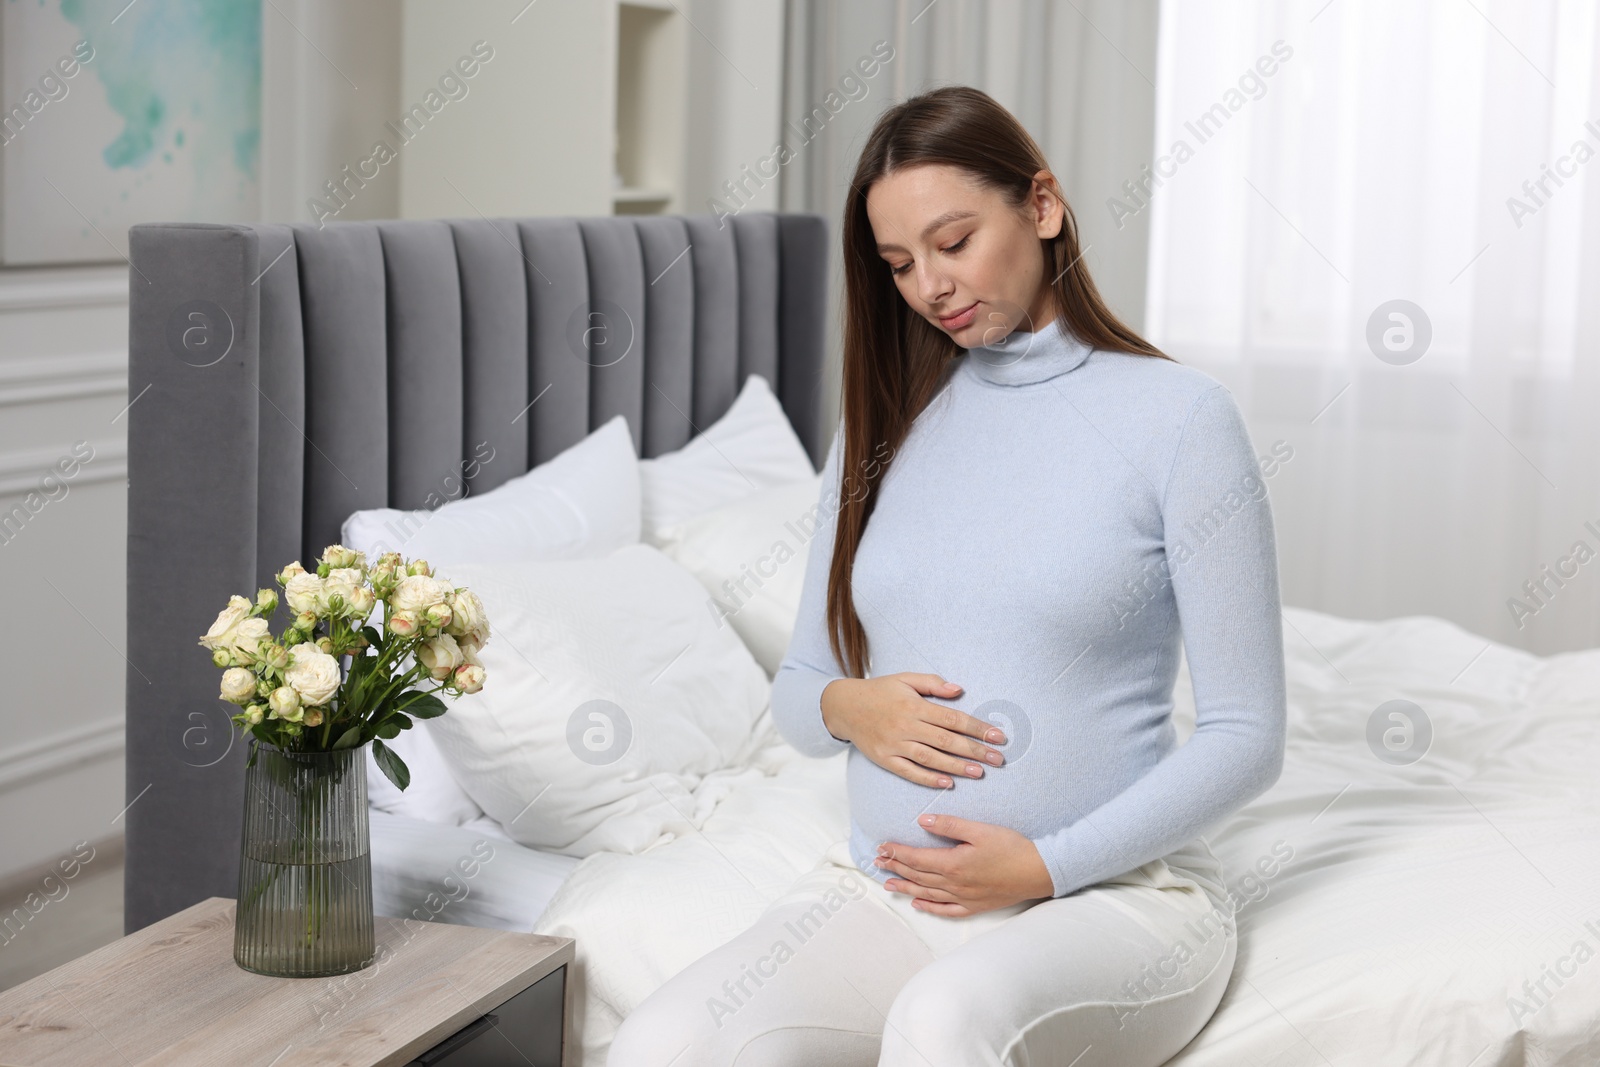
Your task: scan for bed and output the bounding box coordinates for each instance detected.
[123,210,829,932]
[360,607,1600,1066]
[125,213,1600,1066]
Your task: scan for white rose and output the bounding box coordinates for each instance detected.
[268,687,300,719]
[454,663,486,694]
[322,544,361,569]
[284,573,325,616]
[457,632,484,668]
[230,617,271,658]
[199,595,252,652]
[417,634,464,680]
[391,575,449,614]
[348,585,376,619]
[445,589,488,640]
[284,642,342,707]
[368,563,397,595]
[424,602,453,631]
[321,568,364,615]
[220,667,257,704]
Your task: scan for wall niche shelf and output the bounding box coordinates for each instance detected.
[614,1,687,215]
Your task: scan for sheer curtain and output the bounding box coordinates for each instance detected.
[1146,0,1600,654]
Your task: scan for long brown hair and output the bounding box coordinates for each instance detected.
[824,84,1171,679]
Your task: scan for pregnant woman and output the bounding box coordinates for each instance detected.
[608,85,1287,1066]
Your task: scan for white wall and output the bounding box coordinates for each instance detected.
[682,0,786,215]
[260,0,403,227]
[396,0,784,221]
[0,266,130,878]
[0,2,404,884]
[397,0,616,219]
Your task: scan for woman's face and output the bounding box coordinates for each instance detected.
[867,163,1064,349]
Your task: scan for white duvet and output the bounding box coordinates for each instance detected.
[531,607,1600,1066]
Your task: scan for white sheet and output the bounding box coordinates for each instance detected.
[529,607,1600,1066]
[369,810,580,933]
[1165,608,1600,1066]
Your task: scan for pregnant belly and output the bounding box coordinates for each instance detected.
[843,706,1174,861]
[845,745,1079,853]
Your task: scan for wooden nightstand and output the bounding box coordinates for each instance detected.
[0,897,574,1066]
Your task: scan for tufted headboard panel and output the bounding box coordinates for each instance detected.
[123,212,830,932]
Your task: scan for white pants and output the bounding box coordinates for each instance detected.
[607,836,1236,1066]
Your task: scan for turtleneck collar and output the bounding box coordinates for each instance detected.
[962,315,1093,387]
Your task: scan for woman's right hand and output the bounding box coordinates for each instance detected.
[820,674,1007,787]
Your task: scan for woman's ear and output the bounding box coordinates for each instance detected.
[1030,170,1065,240]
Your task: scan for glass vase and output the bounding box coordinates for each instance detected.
[233,745,375,977]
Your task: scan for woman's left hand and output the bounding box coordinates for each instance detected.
[874,813,1055,916]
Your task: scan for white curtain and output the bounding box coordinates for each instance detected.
[1146,0,1600,654]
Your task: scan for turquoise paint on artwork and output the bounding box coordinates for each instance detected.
[57,0,261,178]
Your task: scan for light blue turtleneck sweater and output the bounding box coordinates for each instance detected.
[771,317,1287,899]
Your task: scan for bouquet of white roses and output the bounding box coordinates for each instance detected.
[200,543,489,789]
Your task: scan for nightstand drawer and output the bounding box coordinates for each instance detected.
[407,965,566,1066]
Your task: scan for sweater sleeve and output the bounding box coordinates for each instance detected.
[1028,385,1288,898]
[770,419,854,758]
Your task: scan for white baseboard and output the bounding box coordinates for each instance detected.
[0,717,124,795]
[0,440,127,497]
[0,351,127,409]
[0,266,129,312]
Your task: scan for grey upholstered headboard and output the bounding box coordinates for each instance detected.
[124,212,830,933]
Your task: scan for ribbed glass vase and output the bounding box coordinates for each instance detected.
[233,746,375,977]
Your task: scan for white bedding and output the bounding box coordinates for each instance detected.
[395,606,1600,1065]
[1164,608,1600,1066]
[370,810,580,933]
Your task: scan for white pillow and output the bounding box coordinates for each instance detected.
[364,723,485,827]
[653,474,824,678]
[426,545,773,858]
[341,413,640,566]
[638,374,814,544]
[344,415,640,827]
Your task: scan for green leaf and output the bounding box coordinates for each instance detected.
[245,738,259,769]
[331,725,363,750]
[401,692,447,719]
[362,626,382,647]
[375,719,403,740]
[372,738,410,792]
